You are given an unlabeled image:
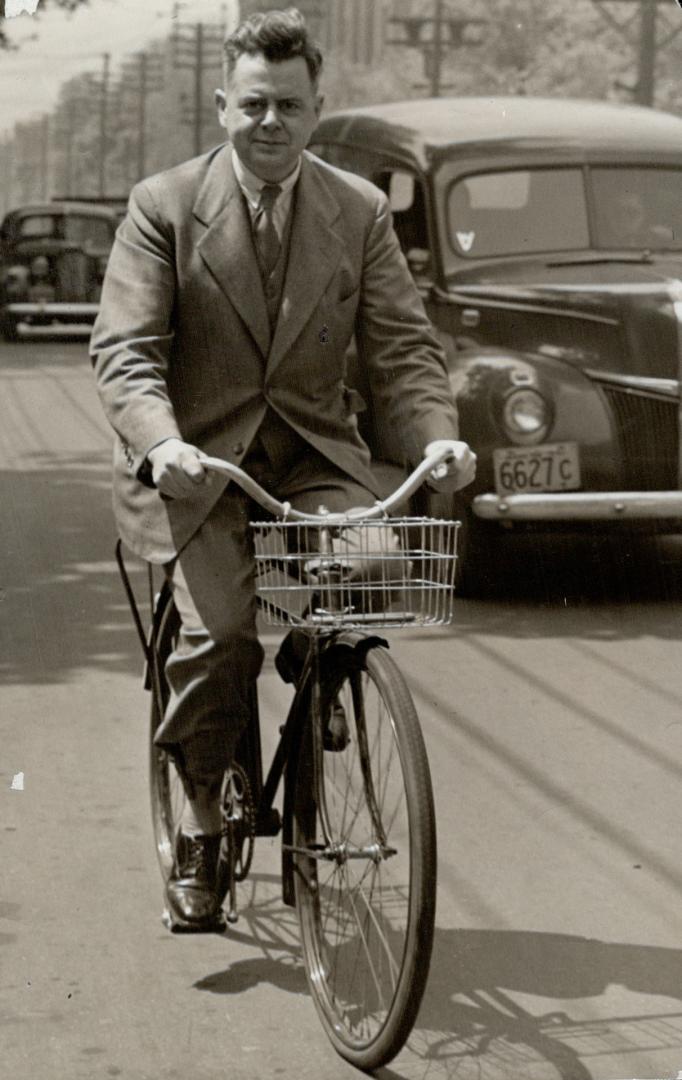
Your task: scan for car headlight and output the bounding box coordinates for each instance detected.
[502,387,551,444]
[2,264,30,298]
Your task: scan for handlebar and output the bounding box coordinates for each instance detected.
[197,445,462,524]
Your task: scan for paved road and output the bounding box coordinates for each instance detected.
[3,340,682,1080]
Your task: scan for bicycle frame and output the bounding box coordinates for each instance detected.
[115,537,391,910]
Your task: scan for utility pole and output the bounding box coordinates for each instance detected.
[430,0,444,97]
[173,19,224,157]
[98,52,110,196]
[56,96,81,196]
[193,22,204,157]
[0,136,12,215]
[387,0,487,97]
[636,0,656,106]
[39,114,49,200]
[118,49,164,181]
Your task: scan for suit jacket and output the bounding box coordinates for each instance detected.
[91,144,459,563]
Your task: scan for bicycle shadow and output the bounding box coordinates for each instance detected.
[378,926,682,1080]
[191,876,682,1079]
[192,871,309,999]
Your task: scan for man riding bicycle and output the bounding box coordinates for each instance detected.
[91,6,475,931]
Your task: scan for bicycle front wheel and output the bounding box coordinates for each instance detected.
[293,643,436,1070]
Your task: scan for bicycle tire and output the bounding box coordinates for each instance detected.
[292,642,436,1070]
[148,600,255,912]
[148,598,187,882]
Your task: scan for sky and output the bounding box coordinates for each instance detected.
[1,0,238,136]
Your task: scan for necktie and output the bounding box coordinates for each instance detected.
[253,183,282,280]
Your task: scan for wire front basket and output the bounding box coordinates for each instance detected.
[251,516,459,629]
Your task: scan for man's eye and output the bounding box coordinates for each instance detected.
[242,100,265,114]
[280,100,302,114]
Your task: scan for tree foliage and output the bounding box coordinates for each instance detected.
[1,0,89,49]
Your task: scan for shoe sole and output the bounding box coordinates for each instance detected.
[162,906,227,934]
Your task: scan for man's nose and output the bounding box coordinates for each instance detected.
[260,106,281,130]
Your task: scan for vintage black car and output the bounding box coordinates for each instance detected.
[312,97,682,590]
[0,201,118,340]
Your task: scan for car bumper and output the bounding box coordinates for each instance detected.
[5,301,98,336]
[473,491,682,522]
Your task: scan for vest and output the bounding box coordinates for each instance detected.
[245,191,311,479]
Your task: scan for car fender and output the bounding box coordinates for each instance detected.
[437,340,618,495]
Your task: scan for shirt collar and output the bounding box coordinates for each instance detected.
[231,149,301,210]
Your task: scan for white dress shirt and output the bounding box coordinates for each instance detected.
[232,149,301,240]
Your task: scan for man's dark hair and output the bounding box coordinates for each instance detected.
[223,7,323,86]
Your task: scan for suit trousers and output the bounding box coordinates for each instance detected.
[153,448,397,782]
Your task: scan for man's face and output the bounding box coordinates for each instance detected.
[216,52,322,182]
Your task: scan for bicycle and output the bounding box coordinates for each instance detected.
[116,446,460,1071]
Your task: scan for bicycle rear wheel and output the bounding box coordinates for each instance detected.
[293,643,436,1070]
[149,598,187,882]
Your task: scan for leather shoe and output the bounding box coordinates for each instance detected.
[165,831,223,930]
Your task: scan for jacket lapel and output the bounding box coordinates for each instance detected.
[194,148,271,358]
[266,154,344,376]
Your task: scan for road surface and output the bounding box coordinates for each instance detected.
[2,340,682,1080]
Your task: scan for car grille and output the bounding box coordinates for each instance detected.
[602,387,678,490]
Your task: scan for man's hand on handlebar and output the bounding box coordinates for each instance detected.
[423,439,477,493]
[147,438,211,499]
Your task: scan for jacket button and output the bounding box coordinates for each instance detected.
[233,442,244,455]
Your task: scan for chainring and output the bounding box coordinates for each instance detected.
[219,763,256,886]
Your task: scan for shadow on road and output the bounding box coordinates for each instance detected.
[375,927,682,1080]
[0,452,149,684]
[193,870,682,1080]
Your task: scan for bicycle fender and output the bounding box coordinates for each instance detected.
[322,631,389,670]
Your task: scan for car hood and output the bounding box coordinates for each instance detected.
[447,255,682,380]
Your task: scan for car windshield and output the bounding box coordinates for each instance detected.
[63,215,114,249]
[445,168,590,259]
[18,215,57,239]
[14,212,114,249]
[591,167,682,251]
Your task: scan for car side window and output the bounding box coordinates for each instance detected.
[309,144,432,279]
[374,170,429,256]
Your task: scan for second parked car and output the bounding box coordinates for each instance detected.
[0,201,118,341]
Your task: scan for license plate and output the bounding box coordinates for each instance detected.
[493,442,581,495]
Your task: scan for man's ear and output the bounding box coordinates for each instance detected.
[215,88,227,129]
[314,93,324,120]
